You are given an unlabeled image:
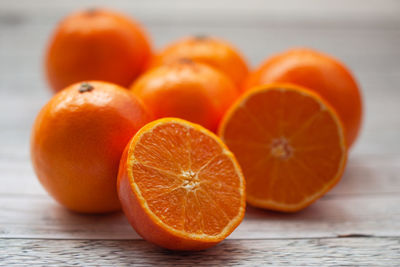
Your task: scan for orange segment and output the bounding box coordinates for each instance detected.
[219,84,347,212]
[118,118,246,250]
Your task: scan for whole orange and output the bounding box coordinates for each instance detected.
[45,8,152,93]
[245,48,363,148]
[130,60,239,132]
[31,81,152,213]
[149,36,249,90]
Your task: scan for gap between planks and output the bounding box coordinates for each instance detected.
[0,237,399,266]
[0,234,392,241]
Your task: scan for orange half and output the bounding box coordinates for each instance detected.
[118,118,246,250]
[219,84,347,212]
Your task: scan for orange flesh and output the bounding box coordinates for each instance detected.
[220,85,346,211]
[128,119,245,238]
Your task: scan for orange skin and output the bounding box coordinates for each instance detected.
[45,8,152,93]
[245,48,362,148]
[149,36,249,90]
[118,118,246,250]
[31,81,152,213]
[130,60,239,132]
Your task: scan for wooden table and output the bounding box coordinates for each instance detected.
[1,0,399,265]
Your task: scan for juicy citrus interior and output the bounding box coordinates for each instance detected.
[244,48,362,148]
[127,118,246,239]
[219,84,347,211]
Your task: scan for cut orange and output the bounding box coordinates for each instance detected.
[244,48,362,148]
[118,118,246,250]
[219,84,347,212]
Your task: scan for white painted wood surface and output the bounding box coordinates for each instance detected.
[1,238,399,266]
[0,0,399,265]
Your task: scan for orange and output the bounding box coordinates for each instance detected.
[118,118,246,250]
[219,84,347,212]
[45,8,152,93]
[149,36,249,89]
[245,48,362,148]
[130,59,239,132]
[31,81,152,213]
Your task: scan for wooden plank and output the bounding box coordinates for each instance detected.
[1,23,399,73]
[0,1,399,76]
[1,76,400,156]
[1,154,399,197]
[0,192,398,240]
[0,237,399,266]
[1,0,399,26]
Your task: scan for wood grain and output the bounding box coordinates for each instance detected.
[2,194,400,240]
[1,237,399,266]
[0,152,399,240]
[1,154,399,197]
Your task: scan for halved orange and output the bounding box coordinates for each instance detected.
[219,84,347,212]
[118,118,246,250]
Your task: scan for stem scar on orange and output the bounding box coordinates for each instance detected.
[31,81,152,213]
[45,8,152,93]
[130,60,239,132]
[219,84,347,212]
[245,48,362,148]
[149,35,249,90]
[118,118,246,250]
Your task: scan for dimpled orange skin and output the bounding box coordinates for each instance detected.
[31,81,152,213]
[149,36,249,90]
[130,60,239,132]
[245,48,362,148]
[45,8,152,93]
